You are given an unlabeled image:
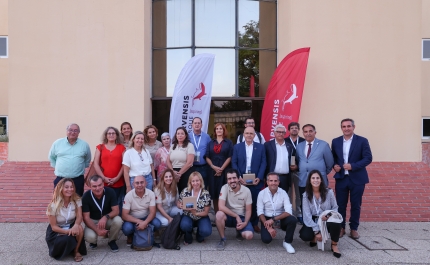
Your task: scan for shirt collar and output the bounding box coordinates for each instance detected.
[275,140,285,146]
[343,134,354,142]
[133,188,148,198]
[228,184,243,193]
[245,141,253,147]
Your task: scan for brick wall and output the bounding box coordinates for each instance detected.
[0,142,7,161]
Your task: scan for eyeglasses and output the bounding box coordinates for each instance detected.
[246,122,255,125]
[68,129,79,133]
[107,132,116,135]
[275,131,286,134]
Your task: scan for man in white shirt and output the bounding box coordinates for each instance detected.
[237,117,266,144]
[257,173,297,253]
[215,169,253,250]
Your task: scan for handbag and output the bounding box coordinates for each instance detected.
[84,144,104,187]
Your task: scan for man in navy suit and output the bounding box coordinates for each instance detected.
[332,118,372,239]
[264,124,295,193]
[232,127,267,233]
[296,124,334,212]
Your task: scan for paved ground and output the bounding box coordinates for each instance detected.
[1,222,430,264]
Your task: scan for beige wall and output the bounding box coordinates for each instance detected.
[5,0,427,161]
[422,0,430,117]
[0,0,8,117]
[8,0,152,161]
[278,0,423,161]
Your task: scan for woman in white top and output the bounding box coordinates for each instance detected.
[154,169,182,226]
[45,178,86,262]
[300,170,341,258]
[166,127,195,192]
[123,131,156,192]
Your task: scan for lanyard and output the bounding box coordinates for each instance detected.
[268,189,279,217]
[313,196,321,215]
[290,137,298,149]
[91,190,105,218]
[192,133,202,149]
[162,147,170,155]
[61,204,72,224]
[191,189,201,199]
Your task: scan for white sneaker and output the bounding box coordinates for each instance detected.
[283,242,295,254]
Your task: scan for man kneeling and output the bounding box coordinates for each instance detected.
[215,169,253,250]
[257,173,297,253]
[121,176,161,248]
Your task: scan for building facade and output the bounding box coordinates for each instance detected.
[0,0,429,162]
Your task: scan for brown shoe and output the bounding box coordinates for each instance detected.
[126,235,133,246]
[350,230,360,239]
[339,228,345,238]
[253,225,261,234]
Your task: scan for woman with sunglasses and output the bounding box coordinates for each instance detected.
[123,131,156,193]
[154,169,182,226]
[45,178,86,262]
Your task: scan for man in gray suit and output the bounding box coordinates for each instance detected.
[296,124,334,208]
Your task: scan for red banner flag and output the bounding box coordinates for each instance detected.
[260,47,310,140]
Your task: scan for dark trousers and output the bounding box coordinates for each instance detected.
[191,164,209,191]
[299,186,306,218]
[278,173,291,194]
[175,167,194,193]
[112,186,125,216]
[54,175,84,197]
[299,222,341,243]
[248,186,260,226]
[261,215,297,244]
[335,175,366,230]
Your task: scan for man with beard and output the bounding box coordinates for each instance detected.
[215,169,253,250]
[257,173,297,253]
[82,175,123,252]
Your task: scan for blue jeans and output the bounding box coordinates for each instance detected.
[180,215,212,244]
[129,173,154,190]
[112,186,125,216]
[122,216,161,236]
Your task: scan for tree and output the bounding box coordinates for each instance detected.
[238,20,259,97]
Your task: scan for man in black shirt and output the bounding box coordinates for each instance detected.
[82,175,123,252]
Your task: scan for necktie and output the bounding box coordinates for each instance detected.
[307,143,312,158]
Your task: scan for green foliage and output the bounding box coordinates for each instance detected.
[0,133,8,142]
[238,20,260,97]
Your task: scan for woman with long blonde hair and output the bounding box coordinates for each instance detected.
[45,178,86,262]
[154,169,182,226]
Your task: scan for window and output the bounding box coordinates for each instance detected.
[423,118,430,139]
[423,39,430,61]
[0,36,8,58]
[152,0,277,98]
[0,116,7,135]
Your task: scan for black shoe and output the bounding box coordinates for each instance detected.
[310,241,317,247]
[89,243,97,249]
[108,240,119,252]
[331,242,341,258]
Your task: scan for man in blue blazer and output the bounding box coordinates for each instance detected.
[264,124,295,193]
[296,124,334,208]
[332,118,372,239]
[232,127,267,233]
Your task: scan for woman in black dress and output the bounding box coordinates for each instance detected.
[45,178,86,262]
[205,123,233,213]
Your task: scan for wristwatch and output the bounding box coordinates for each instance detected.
[105,214,111,220]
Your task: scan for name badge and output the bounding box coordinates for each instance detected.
[195,151,201,162]
[60,224,70,229]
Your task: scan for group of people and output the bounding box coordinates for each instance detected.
[46,117,372,261]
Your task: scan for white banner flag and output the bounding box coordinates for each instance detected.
[169,53,215,138]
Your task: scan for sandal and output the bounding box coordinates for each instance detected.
[74,253,83,262]
[331,242,341,258]
[183,241,189,246]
